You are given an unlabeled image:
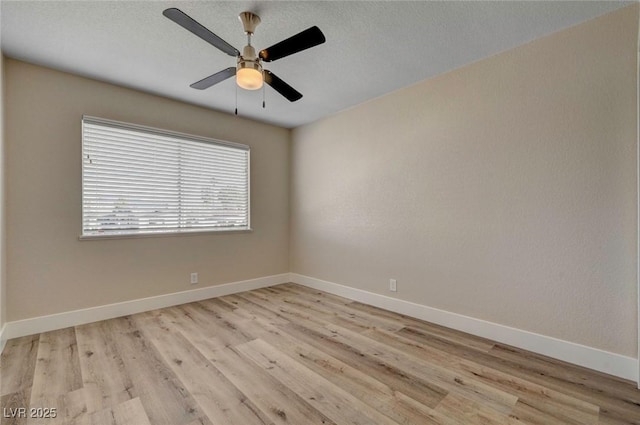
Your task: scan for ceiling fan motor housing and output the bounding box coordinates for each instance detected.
[238,45,262,77]
[242,45,258,61]
[237,45,263,90]
[237,57,262,75]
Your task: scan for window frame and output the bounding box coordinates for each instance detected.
[80,115,251,240]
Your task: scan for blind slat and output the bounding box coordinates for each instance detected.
[82,117,250,236]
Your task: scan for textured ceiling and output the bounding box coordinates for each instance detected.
[0,1,632,128]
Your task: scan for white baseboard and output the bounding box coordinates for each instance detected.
[4,271,637,384]
[0,323,6,355]
[3,273,290,340]
[290,273,638,383]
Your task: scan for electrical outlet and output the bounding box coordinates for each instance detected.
[190,273,198,284]
[389,279,397,292]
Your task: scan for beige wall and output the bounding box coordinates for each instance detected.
[291,5,639,356]
[0,52,5,331]
[5,59,290,321]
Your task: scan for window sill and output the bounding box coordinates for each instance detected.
[78,228,253,241]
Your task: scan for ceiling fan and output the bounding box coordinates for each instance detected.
[163,8,326,103]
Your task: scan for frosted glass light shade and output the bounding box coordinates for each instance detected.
[237,67,263,90]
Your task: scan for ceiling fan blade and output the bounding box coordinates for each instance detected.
[163,8,239,57]
[259,26,325,62]
[263,70,302,102]
[190,67,236,90]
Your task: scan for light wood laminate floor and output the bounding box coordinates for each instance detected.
[1,283,639,424]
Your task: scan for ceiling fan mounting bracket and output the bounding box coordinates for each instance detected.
[239,11,261,35]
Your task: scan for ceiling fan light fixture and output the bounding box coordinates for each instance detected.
[236,59,263,90]
[163,8,325,102]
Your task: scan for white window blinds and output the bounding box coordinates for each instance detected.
[82,116,250,237]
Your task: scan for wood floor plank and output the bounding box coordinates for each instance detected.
[210,345,338,425]
[132,312,273,425]
[219,294,290,326]
[364,327,600,424]
[203,301,444,424]
[255,286,393,332]
[75,321,136,414]
[508,399,592,425]
[370,312,496,353]
[233,290,468,410]
[160,304,253,356]
[1,389,31,425]
[54,387,90,425]
[183,418,216,425]
[236,338,402,425]
[242,290,367,333]
[397,325,640,425]
[106,316,203,425]
[234,291,326,327]
[197,298,261,322]
[434,393,527,424]
[172,302,254,351]
[1,335,39,396]
[280,319,518,415]
[240,291,516,414]
[459,362,599,425]
[490,344,640,405]
[397,325,505,361]
[110,397,150,425]
[148,305,337,425]
[27,328,83,425]
[348,301,496,352]
[243,316,445,424]
[264,285,405,332]
[1,336,40,425]
[158,307,228,360]
[2,283,640,424]
[89,397,152,425]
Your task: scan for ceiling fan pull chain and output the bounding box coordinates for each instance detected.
[235,83,238,115]
[262,83,266,109]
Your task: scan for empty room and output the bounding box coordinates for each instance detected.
[1,1,639,424]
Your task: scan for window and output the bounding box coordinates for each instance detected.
[81,116,250,237]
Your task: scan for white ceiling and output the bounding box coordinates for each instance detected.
[0,1,632,128]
